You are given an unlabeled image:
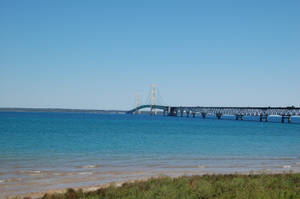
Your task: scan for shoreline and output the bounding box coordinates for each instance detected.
[8,170,298,199]
[2,163,299,199]
[9,176,153,199]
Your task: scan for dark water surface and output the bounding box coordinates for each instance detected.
[0,112,300,197]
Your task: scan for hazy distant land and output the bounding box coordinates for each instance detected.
[0,107,127,114]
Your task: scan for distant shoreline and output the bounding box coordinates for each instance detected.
[0,107,127,114]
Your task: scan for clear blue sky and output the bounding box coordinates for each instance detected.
[1,0,299,110]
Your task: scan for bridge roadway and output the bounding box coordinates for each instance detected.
[127,105,300,123]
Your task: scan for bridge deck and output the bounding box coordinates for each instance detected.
[127,105,300,122]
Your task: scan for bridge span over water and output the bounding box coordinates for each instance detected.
[127,105,300,123]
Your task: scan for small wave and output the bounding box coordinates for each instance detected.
[0,179,4,183]
[82,165,96,168]
[78,172,93,175]
[78,164,100,169]
[53,172,61,176]
[283,165,291,169]
[19,170,41,174]
[26,170,42,175]
[31,170,41,173]
[162,165,207,169]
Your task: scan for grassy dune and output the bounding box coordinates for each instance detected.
[28,173,300,199]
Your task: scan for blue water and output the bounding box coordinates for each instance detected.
[0,112,300,197]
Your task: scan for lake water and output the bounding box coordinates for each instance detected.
[0,112,300,197]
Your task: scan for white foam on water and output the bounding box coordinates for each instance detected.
[197,165,206,168]
[81,165,96,168]
[283,165,291,169]
[27,170,42,175]
[78,172,93,175]
[0,179,4,183]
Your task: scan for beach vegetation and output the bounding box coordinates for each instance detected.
[25,173,300,199]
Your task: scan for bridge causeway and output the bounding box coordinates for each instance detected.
[127,105,300,123]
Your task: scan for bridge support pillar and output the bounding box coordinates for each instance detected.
[260,115,263,122]
[216,113,222,120]
[186,111,190,117]
[201,112,207,119]
[168,107,177,117]
[150,107,157,116]
[260,114,268,122]
[281,115,291,123]
[192,112,196,118]
[180,110,183,117]
[235,114,244,120]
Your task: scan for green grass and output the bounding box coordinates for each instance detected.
[29,173,300,199]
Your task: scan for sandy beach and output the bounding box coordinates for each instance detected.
[2,169,298,199]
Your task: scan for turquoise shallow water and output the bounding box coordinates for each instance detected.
[0,112,300,197]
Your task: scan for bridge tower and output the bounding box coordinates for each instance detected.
[150,84,158,115]
[135,93,141,114]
